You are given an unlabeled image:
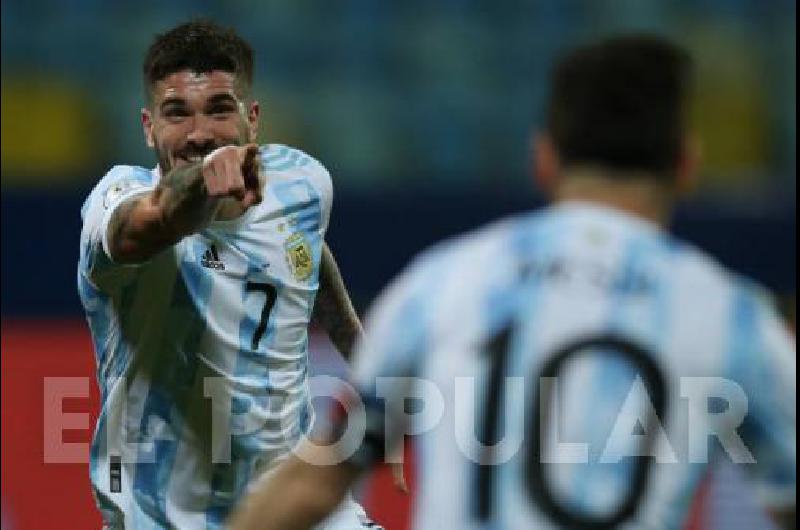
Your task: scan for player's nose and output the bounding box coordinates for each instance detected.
[185,114,216,144]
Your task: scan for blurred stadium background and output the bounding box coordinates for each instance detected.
[1,1,795,529]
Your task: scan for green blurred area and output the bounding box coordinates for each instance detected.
[1,0,795,194]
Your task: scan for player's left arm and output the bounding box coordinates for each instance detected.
[305,157,362,363]
[227,443,359,530]
[311,243,408,491]
[312,242,363,362]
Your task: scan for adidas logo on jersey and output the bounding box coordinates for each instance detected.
[200,245,225,270]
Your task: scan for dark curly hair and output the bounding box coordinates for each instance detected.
[143,19,254,99]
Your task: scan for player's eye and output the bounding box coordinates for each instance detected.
[162,107,190,121]
[208,105,236,119]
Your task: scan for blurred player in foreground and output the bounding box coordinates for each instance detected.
[77,19,389,529]
[229,35,796,530]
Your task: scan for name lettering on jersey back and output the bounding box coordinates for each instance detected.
[519,257,654,295]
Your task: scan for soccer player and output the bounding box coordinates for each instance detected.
[77,20,387,529]
[228,36,796,530]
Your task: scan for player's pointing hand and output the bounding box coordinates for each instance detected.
[202,143,262,208]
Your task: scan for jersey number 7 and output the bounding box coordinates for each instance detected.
[245,281,278,350]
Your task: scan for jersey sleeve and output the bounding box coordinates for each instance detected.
[259,144,334,235]
[735,288,797,510]
[303,158,333,235]
[79,165,155,289]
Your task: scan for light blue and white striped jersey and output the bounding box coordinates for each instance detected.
[78,144,332,529]
[351,202,796,530]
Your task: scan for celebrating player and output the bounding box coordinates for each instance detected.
[229,35,796,530]
[77,20,385,529]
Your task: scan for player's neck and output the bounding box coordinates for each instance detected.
[554,169,674,227]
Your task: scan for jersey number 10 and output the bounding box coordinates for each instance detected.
[475,329,668,528]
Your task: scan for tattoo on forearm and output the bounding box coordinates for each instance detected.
[156,162,217,231]
[107,197,140,258]
[106,164,218,263]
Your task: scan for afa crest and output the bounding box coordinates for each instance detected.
[284,232,313,281]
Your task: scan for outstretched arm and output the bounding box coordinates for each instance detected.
[107,144,261,263]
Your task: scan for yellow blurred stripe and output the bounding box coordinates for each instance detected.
[2,77,95,184]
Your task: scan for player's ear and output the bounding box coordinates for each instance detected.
[675,133,701,196]
[247,101,260,143]
[142,107,155,148]
[533,132,560,197]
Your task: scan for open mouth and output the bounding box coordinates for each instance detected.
[178,154,206,165]
[174,143,232,166]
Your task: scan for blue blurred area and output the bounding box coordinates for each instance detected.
[1,187,795,316]
[1,0,796,316]
[2,0,796,187]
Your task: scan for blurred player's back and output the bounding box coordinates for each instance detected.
[365,200,794,529]
[349,35,796,530]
